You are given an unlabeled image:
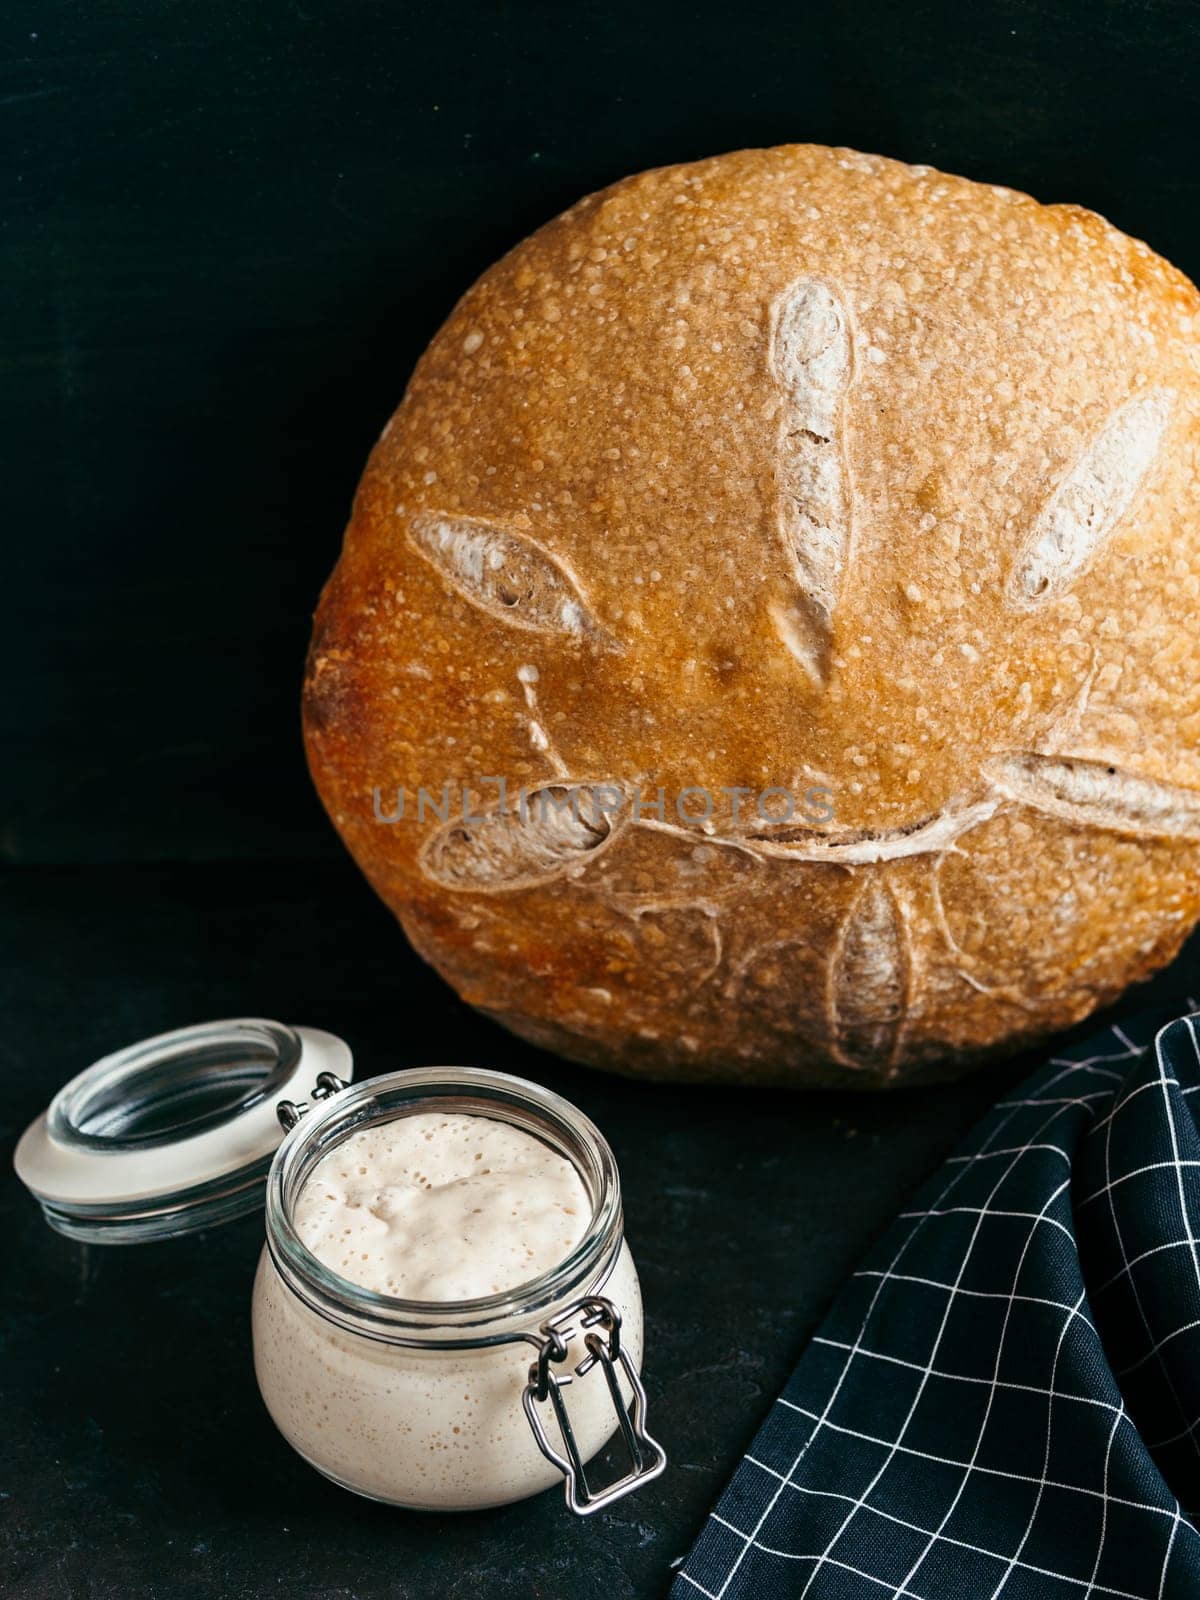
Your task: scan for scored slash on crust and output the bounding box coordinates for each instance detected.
[417,753,1200,896]
[409,512,608,642]
[420,784,628,891]
[768,278,856,685]
[1007,389,1174,605]
[985,752,1200,839]
[830,878,911,1071]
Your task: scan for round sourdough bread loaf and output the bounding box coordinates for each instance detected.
[304,144,1200,1087]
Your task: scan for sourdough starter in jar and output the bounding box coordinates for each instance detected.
[252,1111,643,1509]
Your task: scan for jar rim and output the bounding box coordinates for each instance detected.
[48,1018,303,1151]
[264,1066,625,1347]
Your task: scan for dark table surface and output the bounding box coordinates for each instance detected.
[6,0,1200,1595]
[4,860,1198,1599]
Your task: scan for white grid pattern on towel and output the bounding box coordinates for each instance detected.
[673,1014,1200,1600]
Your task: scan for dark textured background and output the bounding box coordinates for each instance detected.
[6,0,1200,865]
[4,1,1200,1595]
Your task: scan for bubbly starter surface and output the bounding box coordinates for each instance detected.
[291,1112,590,1299]
[253,1109,643,1510]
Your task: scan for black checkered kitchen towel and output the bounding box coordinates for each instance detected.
[672,1009,1200,1600]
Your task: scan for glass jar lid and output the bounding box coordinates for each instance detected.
[13,1018,353,1243]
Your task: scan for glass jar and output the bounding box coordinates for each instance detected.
[14,1020,665,1515]
[254,1066,660,1511]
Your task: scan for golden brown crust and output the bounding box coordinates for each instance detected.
[304,144,1200,1087]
